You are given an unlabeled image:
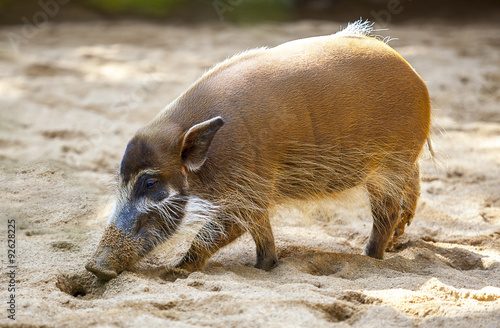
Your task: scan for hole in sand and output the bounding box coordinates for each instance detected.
[56,272,102,300]
[72,290,87,298]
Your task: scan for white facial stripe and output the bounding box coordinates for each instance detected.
[124,168,161,193]
[135,186,181,213]
[116,168,163,205]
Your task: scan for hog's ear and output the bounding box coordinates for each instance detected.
[181,116,224,172]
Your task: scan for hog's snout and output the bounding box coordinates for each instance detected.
[85,247,121,281]
[85,261,117,281]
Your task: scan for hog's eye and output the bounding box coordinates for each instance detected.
[146,179,157,190]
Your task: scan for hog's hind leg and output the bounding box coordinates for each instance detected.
[393,164,420,238]
[363,172,405,259]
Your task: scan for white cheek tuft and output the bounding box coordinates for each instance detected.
[168,187,179,198]
[159,196,221,249]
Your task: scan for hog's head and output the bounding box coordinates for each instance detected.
[86,117,224,280]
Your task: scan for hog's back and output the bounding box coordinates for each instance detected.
[161,35,431,200]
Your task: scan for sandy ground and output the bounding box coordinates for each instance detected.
[0,20,499,327]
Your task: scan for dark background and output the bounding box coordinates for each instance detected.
[1,0,499,25]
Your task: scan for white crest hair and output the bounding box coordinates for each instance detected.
[334,19,374,38]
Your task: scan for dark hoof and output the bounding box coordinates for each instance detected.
[254,257,277,271]
[362,248,384,260]
[85,261,118,281]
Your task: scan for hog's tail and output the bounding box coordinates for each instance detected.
[426,138,435,157]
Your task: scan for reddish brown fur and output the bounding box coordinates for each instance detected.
[87,25,431,279]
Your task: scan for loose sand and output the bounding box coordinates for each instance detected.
[0,20,499,327]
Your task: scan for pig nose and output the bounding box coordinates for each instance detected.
[85,260,118,281]
[85,247,119,281]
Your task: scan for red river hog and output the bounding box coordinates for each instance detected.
[86,21,431,280]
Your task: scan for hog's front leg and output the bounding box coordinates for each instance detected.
[176,218,244,271]
[248,212,277,271]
